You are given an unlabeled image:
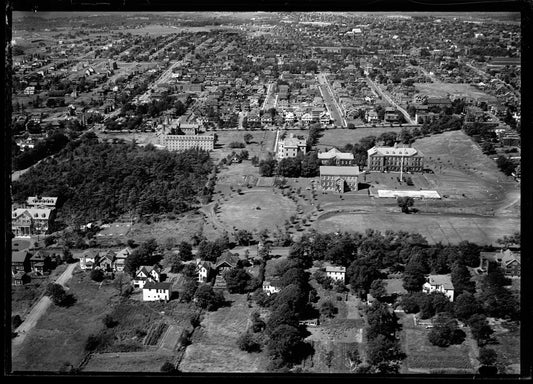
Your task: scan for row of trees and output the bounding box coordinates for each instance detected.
[12,131,70,171]
[258,151,320,178]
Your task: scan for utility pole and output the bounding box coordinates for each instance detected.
[400,153,404,182]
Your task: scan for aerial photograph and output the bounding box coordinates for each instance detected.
[8,9,521,376]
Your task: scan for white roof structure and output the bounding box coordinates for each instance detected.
[377,190,441,199]
[318,148,354,160]
[12,208,53,220]
[367,146,423,157]
[26,196,58,207]
[320,166,360,176]
[281,134,306,148]
[326,266,346,273]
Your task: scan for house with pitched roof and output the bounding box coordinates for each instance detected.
[326,266,346,283]
[142,281,172,302]
[197,260,213,283]
[318,148,354,166]
[12,208,54,236]
[263,277,282,295]
[422,274,455,301]
[132,265,162,289]
[214,252,240,274]
[80,249,99,270]
[479,249,520,277]
[277,133,307,160]
[12,250,31,274]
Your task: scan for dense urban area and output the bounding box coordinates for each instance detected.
[10,12,521,375]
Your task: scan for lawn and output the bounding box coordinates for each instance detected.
[82,351,172,372]
[399,313,475,374]
[414,83,498,104]
[491,326,521,375]
[211,130,277,163]
[217,189,297,232]
[127,212,204,245]
[178,293,269,372]
[316,127,405,151]
[11,267,121,372]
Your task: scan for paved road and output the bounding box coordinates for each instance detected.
[365,76,416,125]
[12,263,77,351]
[261,83,276,111]
[317,73,346,127]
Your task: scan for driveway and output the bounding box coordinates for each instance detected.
[12,263,77,352]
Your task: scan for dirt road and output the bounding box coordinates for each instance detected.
[12,263,77,351]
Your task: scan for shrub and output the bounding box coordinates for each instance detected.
[90,268,105,282]
[478,348,498,366]
[237,332,262,352]
[160,361,176,373]
[12,315,22,329]
[102,314,117,328]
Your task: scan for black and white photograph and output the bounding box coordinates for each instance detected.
[5,1,528,378]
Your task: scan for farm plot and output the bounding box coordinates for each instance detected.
[217,189,297,232]
[316,212,519,246]
[179,293,269,372]
[11,269,121,372]
[399,313,475,374]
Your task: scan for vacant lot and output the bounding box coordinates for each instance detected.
[217,189,296,232]
[179,293,269,372]
[491,325,520,375]
[316,211,519,246]
[11,268,121,372]
[399,313,475,374]
[414,83,498,104]
[316,127,405,150]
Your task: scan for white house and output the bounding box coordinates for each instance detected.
[197,260,212,283]
[326,266,346,283]
[142,281,172,302]
[132,265,161,289]
[262,278,281,295]
[422,274,455,302]
[79,249,99,270]
[114,247,132,272]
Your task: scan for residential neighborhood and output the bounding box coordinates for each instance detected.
[9,10,521,377]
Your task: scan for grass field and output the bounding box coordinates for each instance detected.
[127,212,204,244]
[82,351,172,372]
[414,83,498,104]
[179,293,269,372]
[316,211,519,246]
[211,130,276,163]
[217,189,297,232]
[316,127,405,150]
[11,268,121,372]
[399,313,475,374]
[491,326,521,375]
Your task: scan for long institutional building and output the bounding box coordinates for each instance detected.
[367,145,424,172]
[163,134,215,151]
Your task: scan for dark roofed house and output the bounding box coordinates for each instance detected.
[12,250,31,274]
[142,281,172,302]
[13,271,31,286]
[215,252,240,273]
[479,249,520,277]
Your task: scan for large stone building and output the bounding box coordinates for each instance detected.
[318,148,354,166]
[277,133,307,159]
[367,145,424,172]
[163,134,214,151]
[319,166,360,193]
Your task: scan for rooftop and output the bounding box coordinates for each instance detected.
[367,146,423,157]
[428,274,454,290]
[320,166,360,176]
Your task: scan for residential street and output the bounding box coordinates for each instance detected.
[365,76,416,125]
[12,263,77,353]
[317,73,346,127]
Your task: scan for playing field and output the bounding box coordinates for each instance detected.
[316,212,519,246]
[218,189,297,232]
[179,294,269,372]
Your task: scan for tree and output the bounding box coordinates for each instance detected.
[496,156,516,176]
[402,258,426,292]
[46,283,74,306]
[345,345,362,371]
[235,229,253,246]
[90,268,105,282]
[397,196,414,213]
[266,303,299,333]
[224,268,253,294]
[102,314,117,328]
[478,348,498,366]
[366,301,402,341]
[181,279,198,303]
[467,314,494,346]
[366,334,406,369]
[324,350,334,372]
[300,151,320,177]
[259,159,277,177]
[182,263,198,279]
[347,261,381,297]
[194,284,225,311]
[398,128,413,144]
[266,324,303,363]
[160,361,177,373]
[244,133,253,144]
[378,131,397,147]
[12,315,22,329]
[237,331,262,352]
[428,312,466,347]
[454,292,482,322]
[278,157,301,178]
[320,300,337,318]
[369,279,387,300]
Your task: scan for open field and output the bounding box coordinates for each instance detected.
[414,83,498,103]
[11,267,121,372]
[179,293,269,372]
[217,189,297,232]
[211,130,276,163]
[491,325,521,375]
[399,313,475,374]
[216,161,260,187]
[316,211,518,246]
[316,127,405,150]
[127,212,204,244]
